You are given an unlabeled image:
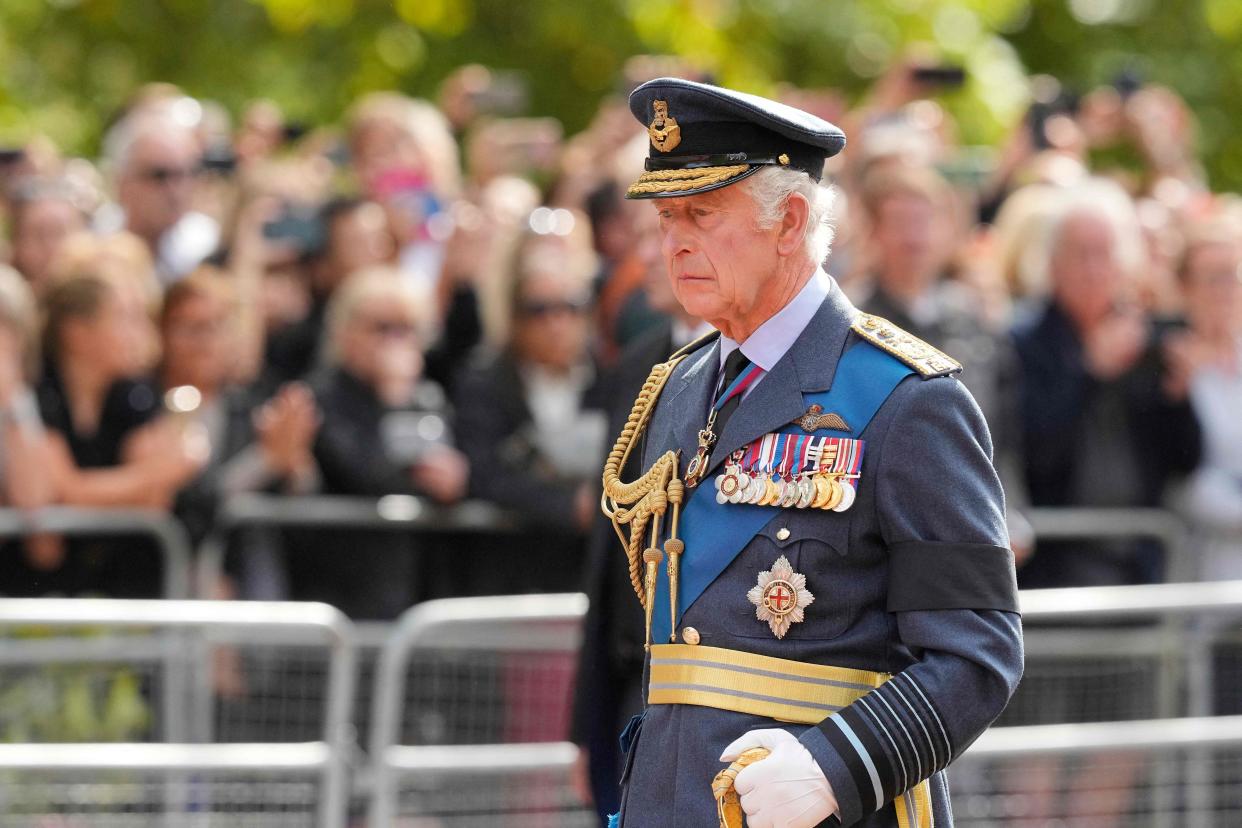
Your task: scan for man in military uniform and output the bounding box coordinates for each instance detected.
[601,77,1022,827]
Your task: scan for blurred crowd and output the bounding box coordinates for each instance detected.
[0,53,1238,619]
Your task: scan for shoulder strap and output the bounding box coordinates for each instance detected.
[852,313,961,378]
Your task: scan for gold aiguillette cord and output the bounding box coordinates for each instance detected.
[601,353,692,649]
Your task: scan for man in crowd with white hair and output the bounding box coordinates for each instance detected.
[105,105,220,283]
[600,77,1022,827]
[1012,180,1201,589]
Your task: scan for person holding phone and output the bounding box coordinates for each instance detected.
[453,226,610,595]
[1012,179,1201,588]
[292,267,468,618]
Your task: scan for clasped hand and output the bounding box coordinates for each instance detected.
[719,728,837,828]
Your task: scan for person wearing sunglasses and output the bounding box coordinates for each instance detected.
[453,228,610,596]
[106,109,220,284]
[290,267,468,619]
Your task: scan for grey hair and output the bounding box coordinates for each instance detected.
[325,266,437,363]
[741,166,837,266]
[102,110,195,177]
[1022,177,1145,296]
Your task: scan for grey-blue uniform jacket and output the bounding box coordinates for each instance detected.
[617,281,1024,826]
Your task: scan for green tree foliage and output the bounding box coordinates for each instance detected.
[0,0,1238,187]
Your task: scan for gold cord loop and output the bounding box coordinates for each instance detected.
[712,748,771,828]
[601,350,694,646]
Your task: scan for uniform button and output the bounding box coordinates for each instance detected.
[776,528,790,541]
[682,627,701,645]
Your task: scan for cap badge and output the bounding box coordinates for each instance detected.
[747,554,814,639]
[648,99,682,153]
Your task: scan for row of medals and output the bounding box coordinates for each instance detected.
[714,464,856,512]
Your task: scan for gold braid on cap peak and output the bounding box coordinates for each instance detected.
[626,164,750,196]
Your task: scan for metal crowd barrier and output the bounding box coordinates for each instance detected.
[369,593,591,827]
[194,492,528,771]
[0,506,193,598]
[1017,580,1242,723]
[1004,507,1217,727]
[0,599,356,828]
[953,715,1242,827]
[1027,506,1191,582]
[196,492,521,600]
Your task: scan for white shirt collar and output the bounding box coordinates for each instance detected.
[719,268,831,372]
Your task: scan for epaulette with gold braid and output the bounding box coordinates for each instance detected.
[851,313,962,378]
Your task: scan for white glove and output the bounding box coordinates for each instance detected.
[719,728,837,828]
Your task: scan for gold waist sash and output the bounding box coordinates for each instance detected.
[648,644,932,828]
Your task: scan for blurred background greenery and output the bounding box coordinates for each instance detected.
[1,0,1239,186]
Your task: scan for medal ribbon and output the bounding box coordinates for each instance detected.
[776,433,795,478]
[818,437,866,489]
[796,435,813,475]
[743,437,762,472]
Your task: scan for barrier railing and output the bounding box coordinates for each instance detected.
[0,506,193,599]
[1016,577,1242,724]
[195,493,522,601]
[953,715,1242,827]
[1027,505,1191,581]
[1006,508,1215,726]
[0,599,355,828]
[369,593,590,827]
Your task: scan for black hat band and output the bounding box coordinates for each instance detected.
[644,152,792,171]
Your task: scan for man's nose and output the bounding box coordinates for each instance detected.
[661,221,693,259]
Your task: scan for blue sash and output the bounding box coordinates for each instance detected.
[650,341,914,644]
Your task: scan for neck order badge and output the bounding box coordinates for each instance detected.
[685,358,763,488]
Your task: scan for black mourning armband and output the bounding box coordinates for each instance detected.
[887,541,1019,613]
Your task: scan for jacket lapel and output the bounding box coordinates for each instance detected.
[647,339,719,469]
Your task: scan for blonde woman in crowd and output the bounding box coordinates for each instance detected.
[23,234,203,596]
[347,92,460,292]
[287,267,466,618]
[453,222,608,595]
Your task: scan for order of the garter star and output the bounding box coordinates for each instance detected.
[747,555,815,639]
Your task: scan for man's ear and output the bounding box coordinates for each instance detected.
[776,192,811,257]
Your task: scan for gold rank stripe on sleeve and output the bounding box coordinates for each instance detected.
[851,313,962,378]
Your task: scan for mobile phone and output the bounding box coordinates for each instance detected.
[382,411,451,465]
[1112,68,1143,101]
[486,118,564,175]
[467,71,530,117]
[263,204,325,254]
[910,65,967,88]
